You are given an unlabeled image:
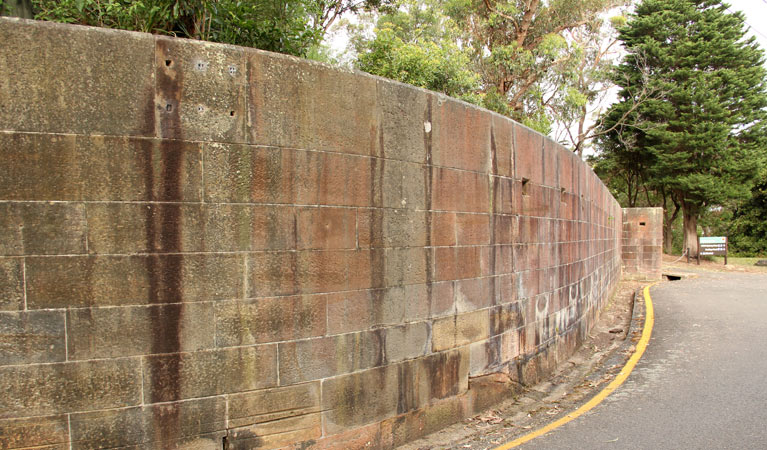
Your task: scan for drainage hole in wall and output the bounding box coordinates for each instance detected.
[230,110,235,116]
[165,59,172,67]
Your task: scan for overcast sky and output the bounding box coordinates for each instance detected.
[727,0,767,60]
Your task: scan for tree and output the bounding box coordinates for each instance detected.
[23,0,391,57]
[352,0,480,99]
[597,0,767,257]
[728,169,767,255]
[446,0,628,131]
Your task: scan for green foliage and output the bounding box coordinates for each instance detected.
[728,169,767,256]
[596,0,767,253]
[25,0,373,57]
[353,0,479,99]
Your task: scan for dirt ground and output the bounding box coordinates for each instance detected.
[399,278,648,450]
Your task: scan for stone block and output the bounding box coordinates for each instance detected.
[278,330,385,385]
[66,303,215,360]
[493,214,517,245]
[0,133,81,201]
[429,281,455,318]
[493,176,515,214]
[89,203,297,254]
[432,309,491,351]
[249,51,379,156]
[295,250,348,294]
[215,295,326,347]
[417,347,470,402]
[454,277,494,313]
[26,254,244,309]
[326,285,429,334]
[469,335,501,376]
[514,125,543,184]
[0,415,69,450]
[455,213,491,245]
[377,80,429,164]
[154,36,248,142]
[429,212,456,246]
[142,345,278,403]
[79,136,203,202]
[227,413,321,449]
[228,382,321,428]
[542,137,560,188]
[383,247,428,287]
[203,143,295,204]
[0,258,23,311]
[227,383,322,448]
[0,18,155,136]
[432,99,491,173]
[492,115,514,178]
[0,359,141,418]
[431,167,490,213]
[297,207,356,250]
[0,203,87,255]
[384,322,430,363]
[0,310,66,365]
[382,209,427,248]
[321,364,399,434]
[69,396,226,449]
[434,246,482,281]
[294,151,372,207]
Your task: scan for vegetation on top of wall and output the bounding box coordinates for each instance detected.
[1,0,393,57]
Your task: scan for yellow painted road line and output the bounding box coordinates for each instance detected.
[492,284,656,450]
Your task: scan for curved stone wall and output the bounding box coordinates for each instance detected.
[0,17,623,449]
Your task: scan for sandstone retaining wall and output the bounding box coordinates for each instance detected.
[0,17,623,449]
[622,207,663,280]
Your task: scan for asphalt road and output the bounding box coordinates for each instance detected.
[520,271,767,450]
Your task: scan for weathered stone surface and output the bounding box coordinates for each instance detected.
[432,309,491,351]
[377,80,429,164]
[87,203,296,254]
[0,310,66,365]
[227,383,321,448]
[384,322,430,363]
[0,202,86,256]
[0,359,142,418]
[142,345,278,403]
[0,18,155,136]
[249,51,379,155]
[66,303,215,360]
[297,207,357,250]
[278,330,385,385]
[79,136,203,202]
[203,143,295,204]
[0,133,81,201]
[321,364,399,434]
[215,295,326,347]
[325,285,430,335]
[0,415,69,450]
[69,397,226,449]
[432,99,491,173]
[0,258,24,311]
[155,37,248,142]
[26,254,243,308]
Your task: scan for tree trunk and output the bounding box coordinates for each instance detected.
[3,0,33,18]
[682,201,699,258]
[663,220,674,254]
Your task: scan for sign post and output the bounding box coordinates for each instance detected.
[699,236,728,265]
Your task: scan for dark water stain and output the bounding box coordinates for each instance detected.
[489,126,498,308]
[146,38,185,444]
[423,97,434,312]
[396,362,416,414]
[369,121,385,323]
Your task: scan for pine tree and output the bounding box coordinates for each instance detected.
[599,0,767,257]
